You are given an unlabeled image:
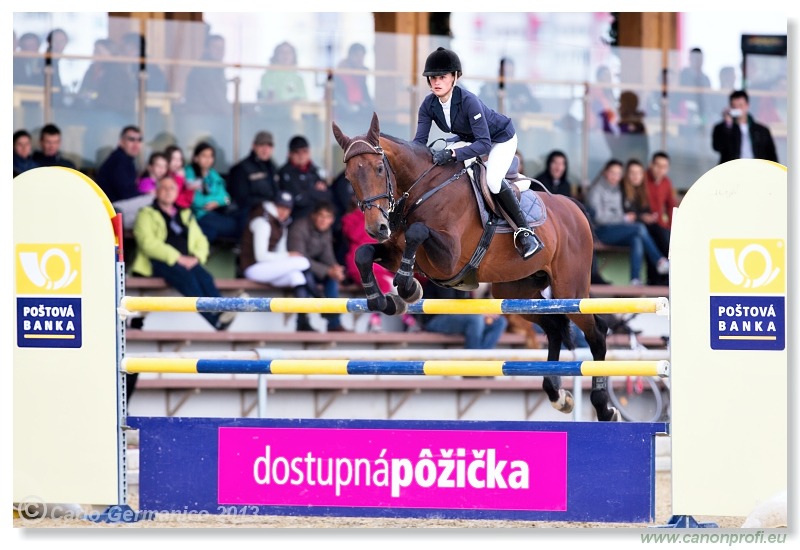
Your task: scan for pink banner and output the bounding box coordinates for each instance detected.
[218,427,567,511]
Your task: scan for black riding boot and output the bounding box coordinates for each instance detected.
[495,180,544,259]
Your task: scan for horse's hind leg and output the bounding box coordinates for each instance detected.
[569,312,620,422]
[531,313,574,414]
[355,243,407,315]
[393,222,426,304]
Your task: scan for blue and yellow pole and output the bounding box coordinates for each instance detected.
[120,297,669,315]
[123,358,670,377]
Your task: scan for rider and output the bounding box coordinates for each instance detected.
[413,47,543,259]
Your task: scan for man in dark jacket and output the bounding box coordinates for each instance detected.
[227,130,280,223]
[278,135,333,221]
[712,90,778,164]
[31,124,76,169]
[95,125,152,229]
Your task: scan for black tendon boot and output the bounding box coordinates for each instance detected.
[495,180,544,259]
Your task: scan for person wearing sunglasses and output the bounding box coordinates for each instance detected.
[96,125,153,229]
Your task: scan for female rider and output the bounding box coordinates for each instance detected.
[412,47,542,259]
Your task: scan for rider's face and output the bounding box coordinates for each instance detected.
[429,73,455,99]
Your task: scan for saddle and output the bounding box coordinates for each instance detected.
[428,156,547,291]
[466,156,547,233]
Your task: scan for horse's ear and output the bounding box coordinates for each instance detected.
[331,121,350,151]
[366,112,380,146]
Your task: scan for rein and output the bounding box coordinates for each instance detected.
[345,139,464,232]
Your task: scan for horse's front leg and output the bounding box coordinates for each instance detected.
[354,243,408,316]
[393,221,426,303]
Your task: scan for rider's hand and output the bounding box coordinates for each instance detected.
[431,148,455,165]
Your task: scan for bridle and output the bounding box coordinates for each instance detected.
[343,139,396,220]
[342,138,455,230]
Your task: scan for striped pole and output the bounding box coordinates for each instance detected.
[123,358,670,377]
[125,348,670,361]
[120,296,669,316]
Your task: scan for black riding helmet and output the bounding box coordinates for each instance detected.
[422,47,463,78]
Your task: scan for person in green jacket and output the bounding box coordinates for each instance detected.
[132,174,236,331]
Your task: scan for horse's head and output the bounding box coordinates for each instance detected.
[332,113,394,242]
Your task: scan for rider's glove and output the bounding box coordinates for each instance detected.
[431,148,456,165]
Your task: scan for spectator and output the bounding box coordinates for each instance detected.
[239,191,316,330]
[278,135,332,221]
[131,175,236,331]
[644,151,678,234]
[227,131,280,222]
[164,145,194,209]
[711,90,778,164]
[602,90,649,165]
[91,38,138,114]
[13,129,39,176]
[678,47,712,126]
[646,67,682,120]
[341,196,417,333]
[137,152,169,194]
[622,159,670,285]
[418,278,508,353]
[589,64,616,130]
[184,34,230,115]
[586,159,669,286]
[259,41,307,102]
[287,201,351,333]
[45,28,69,105]
[333,42,374,134]
[478,57,541,114]
[121,32,168,93]
[329,169,357,265]
[534,150,572,197]
[95,125,153,229]
[531,149,610,285]
[707,65,738,119]
[14,32,43,85]
[184,141,243,244]
[32,123,76,169]
[77,39,115,103]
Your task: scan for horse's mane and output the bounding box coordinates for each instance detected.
[379,133,431,159]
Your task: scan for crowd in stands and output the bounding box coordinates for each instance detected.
[13,119,679,336]
[15,36,778,346]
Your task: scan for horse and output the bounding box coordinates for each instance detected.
[332,113,617,421]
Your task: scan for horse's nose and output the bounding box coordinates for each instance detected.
[375,222,391,242]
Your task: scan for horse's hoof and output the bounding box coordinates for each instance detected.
[367,295,387,313]
[551,388,574,414]
[384,294,408,316]
[402,278,423,304]
[598,407,622,422]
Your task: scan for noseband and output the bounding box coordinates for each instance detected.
[343,139,395,219]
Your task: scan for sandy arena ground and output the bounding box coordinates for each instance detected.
[14,471,745,529]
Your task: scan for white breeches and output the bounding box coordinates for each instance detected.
[243,256,311,288]
[484,133,518,193]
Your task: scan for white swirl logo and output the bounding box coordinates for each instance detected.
[19,248,78,290]
[714,244,780,289]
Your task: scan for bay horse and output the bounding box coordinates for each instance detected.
[332,113,617,421]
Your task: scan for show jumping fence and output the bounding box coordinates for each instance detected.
[13,161,787,526]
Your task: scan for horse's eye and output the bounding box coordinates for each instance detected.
[376,164,383,175]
